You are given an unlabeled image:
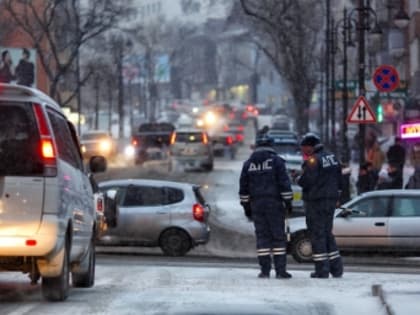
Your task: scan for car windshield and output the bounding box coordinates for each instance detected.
[272,144,300,155]
[82,132,110,140]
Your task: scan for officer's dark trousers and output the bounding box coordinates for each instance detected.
[251,199,287,276]
[305,199,343,277]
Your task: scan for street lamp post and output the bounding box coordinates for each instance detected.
[341,8,351,165]
[357,0,367,166]
[347,0,382,166]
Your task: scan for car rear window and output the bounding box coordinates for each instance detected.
[176,132,203,143]
[0,102,43,176]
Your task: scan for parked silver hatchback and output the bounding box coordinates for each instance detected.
[97,179,211,256]
[0,84,105,301]
[288,189,420,263]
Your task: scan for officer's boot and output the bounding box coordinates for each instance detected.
[273,254,291,279]
[310,260,329,278]
[329,253,343,278]
[257,255,271,278]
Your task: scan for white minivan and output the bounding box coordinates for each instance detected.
[0,84,106,301]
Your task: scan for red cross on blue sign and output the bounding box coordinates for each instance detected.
[372,65,400,93]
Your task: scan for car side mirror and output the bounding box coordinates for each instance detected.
[338,207,353,218]
[89,156,107,173]
[339,207,367,218]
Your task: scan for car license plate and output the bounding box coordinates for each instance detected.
[183,148,196,155]
[293,191,301,201]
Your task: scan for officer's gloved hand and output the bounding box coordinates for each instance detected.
[241,202,252,221]
[284,200,293,217]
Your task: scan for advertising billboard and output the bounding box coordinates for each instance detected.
[0,47,37,88]
[400,122,420,140]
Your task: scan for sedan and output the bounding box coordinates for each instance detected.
[97,179,211,256]
[288,190,420,263]
[80,130,116,160]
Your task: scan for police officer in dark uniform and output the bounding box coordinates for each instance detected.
[297,133,343,278]
[239,133,293,279]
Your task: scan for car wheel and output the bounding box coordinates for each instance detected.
[72,236,95,288]
[42,240,70,301]
[291,232,313,263]
[160,228,192,257]
[204,163,213,172]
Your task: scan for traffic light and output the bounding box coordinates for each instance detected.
[377,104,383,122]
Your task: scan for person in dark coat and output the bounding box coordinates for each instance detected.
[376,163,403,190]
[357,162,378,194]
[297,133,344,278]
[15,48,35,87]
[239,133,293,279]
[0,50,15,83]
[386,137,406,171]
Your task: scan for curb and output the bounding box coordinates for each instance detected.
[372,284,394,315]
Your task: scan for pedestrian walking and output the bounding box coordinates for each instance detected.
[405,169,420,189]
[409,142,420,170]
[239,132,293,279]
[376,163,403,190]
[297,133,343,278]
[386,137,406,171]
[0,50,15,83]
[366,141,385,173]
[356,161,378,194]
[15,48,35,87]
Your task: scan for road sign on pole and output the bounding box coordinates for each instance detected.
[347,96,377,124]
[372,65,400,93]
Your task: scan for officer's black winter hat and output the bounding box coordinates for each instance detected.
[300,133,321,147]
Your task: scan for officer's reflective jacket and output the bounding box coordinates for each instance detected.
[239,146,293,203]
[297,144,343,201]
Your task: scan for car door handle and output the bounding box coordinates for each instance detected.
[374,222,385,226]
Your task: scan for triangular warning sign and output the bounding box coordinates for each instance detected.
[347,96,377,124]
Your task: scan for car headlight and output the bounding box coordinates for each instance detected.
[99,140,112,152]
[204,111,216,125]
[124,145,135,158]
[196,119,204,127]
[81,145,86,153]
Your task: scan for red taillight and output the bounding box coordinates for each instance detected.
[202,133,208,145]
[193,203,205,222]
[247,105,253,112]
[97,197,104,212]
[132,139,139,146]
[33,103,57,176]
[253,109,259,115]
[41,139,55,159]
[26,239,37,246]
[33,104,50,136]
[226,136,233,145]
[236,134,244,142]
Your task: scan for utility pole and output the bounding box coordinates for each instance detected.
[342,7,350,165]
[117,43,124,139]
[325,0,330,143]
[358,0,366,165]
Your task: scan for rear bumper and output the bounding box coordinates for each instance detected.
[191,225,211,245]
[0,215,63,257]
[175,156,212,168]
